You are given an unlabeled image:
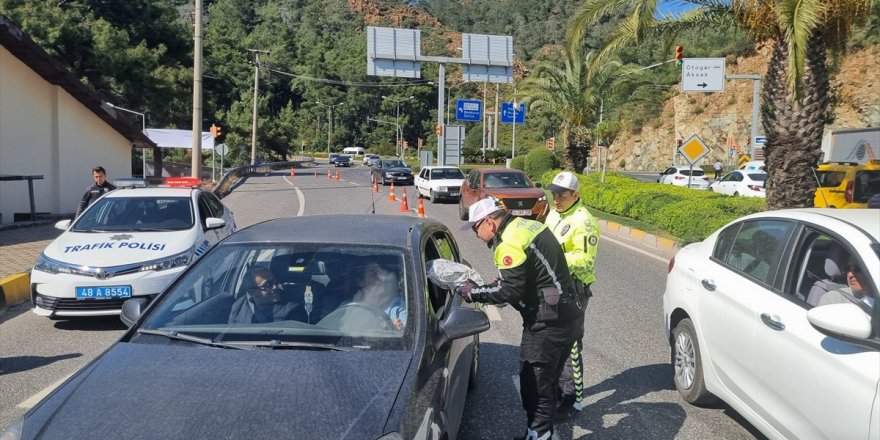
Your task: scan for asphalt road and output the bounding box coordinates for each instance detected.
[0,162,762,439]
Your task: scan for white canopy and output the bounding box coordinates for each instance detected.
[145,128,214,150]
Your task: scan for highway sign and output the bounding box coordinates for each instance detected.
[456,99,482,122]
[677,135,710,164]
[214,143,228,156]
[681,58,726,92]
[500,102,525,124]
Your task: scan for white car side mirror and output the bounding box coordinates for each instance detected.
[55,219,71,231]
[807,303,872,339]
[205,217,227,230]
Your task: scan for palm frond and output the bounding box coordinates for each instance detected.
[775,0,823,98]
[567,0,637,46]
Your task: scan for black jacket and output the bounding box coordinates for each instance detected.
[76,181,116,217]
[471,215,581,326]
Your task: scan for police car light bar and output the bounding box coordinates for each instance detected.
[113,178,148,188]
[164,177,202,188]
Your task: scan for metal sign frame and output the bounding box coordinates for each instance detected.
[681,58,726,92]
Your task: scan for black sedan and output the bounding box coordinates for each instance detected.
[3,215,488,440]
[372,159,414,185]
[331,154,352,167]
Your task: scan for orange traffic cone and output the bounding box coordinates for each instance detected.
[327,170,332,179]
[335,171,340,180]
[372,178,379,193]
[417,198,426,217]
[290,168,295,176]
[314,170,318,178]
[399,190,410,212]
[388,183,396,201]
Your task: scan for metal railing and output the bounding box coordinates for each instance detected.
[213,156,316,198]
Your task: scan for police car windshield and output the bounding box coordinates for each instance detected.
[72,197,194,232]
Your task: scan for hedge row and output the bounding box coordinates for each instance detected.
[540,170,766,244]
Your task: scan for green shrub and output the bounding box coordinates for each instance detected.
[510,155,526,171]
[524,149,558,179]
[618,159,626,168]
[539,170,765,244]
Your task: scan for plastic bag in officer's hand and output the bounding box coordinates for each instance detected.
[427,259,485,291]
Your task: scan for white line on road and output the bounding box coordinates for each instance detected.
[282,176,306,217]
[601,235,669,264]
[17,372,74,409]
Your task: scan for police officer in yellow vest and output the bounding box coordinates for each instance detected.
[545,171,600,421]
[457,198,581,440]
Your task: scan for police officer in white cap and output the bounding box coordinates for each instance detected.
[545,171,600,421]
[457,198,581,440]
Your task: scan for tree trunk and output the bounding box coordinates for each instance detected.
[564,125,592,172]
[762,32,829,210]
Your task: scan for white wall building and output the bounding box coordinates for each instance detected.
[0,15,154,224]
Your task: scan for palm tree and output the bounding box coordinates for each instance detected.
[569,0,872,209]
[520,42,650,171]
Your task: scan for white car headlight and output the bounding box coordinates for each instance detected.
[34,253,92,276]
[139,250,191,272]
[538,195,547,201]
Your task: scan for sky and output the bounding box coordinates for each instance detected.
[657,1,701,16]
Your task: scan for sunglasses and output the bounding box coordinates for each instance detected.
[471,218,486,233]
[247,281,278,294]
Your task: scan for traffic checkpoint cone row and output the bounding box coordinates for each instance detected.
[417,198,426,217]
[399,189,410,212]
[335,171,340,180]
[388,183,396,201]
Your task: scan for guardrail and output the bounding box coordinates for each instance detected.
[213,156,316,199]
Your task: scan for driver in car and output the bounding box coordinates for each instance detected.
[228,267,299,324]
[350,262,407,330]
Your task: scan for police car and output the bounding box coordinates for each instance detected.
[30,177,236,318]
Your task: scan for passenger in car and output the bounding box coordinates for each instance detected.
[228,267,299,324]
[351,262,406,330]
[818,260,877,309]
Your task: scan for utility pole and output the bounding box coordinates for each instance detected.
[247,49,268,165]
[511,89,518,159]
[482,81,487,162]
[493,83,499,151]
[191,0,203,178]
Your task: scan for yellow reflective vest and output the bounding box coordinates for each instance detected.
[544,199,600,286]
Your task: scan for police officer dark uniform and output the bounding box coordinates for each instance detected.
[457,198,581,440]
[76,166,116,217]
[545,171,600,421]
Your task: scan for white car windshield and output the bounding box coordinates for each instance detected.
[139,244,411,350]
[431,169,464,179]
[73,197,194,232]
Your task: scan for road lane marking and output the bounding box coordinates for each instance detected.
[17,372,74,409]
[282,176,306,217]
[601,235,669,264]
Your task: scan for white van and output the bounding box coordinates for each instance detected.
[343,147,365,156]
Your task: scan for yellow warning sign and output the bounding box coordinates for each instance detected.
[738,154,752,167]
[677,135,710,164]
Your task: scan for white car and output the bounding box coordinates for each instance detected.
[709,170,766,197]
[740,160,766,172]
[31,178,236,318]
[657,166,711,189]
[415,166,465,203]
[663,208,879,440]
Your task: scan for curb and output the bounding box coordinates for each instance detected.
[0,272,30,310]
[598,220,680,260]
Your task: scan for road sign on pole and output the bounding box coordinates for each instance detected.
[678,135,710,164]
[456,99,482,122]
[500,102,525,124]
[681,58,726,92]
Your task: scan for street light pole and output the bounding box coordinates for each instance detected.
[247,49,269,165]
[107,103,147,177]
[316,101,344,156]
[511,90,519,159]
[382,95,414,158]
[191,0,203,179]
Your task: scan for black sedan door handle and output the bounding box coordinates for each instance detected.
[760,313,785,331]
[701,279,716,291]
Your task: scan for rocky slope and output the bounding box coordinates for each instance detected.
[609,44,880,171]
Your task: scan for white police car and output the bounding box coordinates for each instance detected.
[31,178,236,318]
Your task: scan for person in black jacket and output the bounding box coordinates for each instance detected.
[457,198,582,440]
[76,166,116,217]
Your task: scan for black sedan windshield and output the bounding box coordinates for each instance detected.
[140,243,411,350]
[383,160,407,168]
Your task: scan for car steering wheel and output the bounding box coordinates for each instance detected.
[320,302,393,330]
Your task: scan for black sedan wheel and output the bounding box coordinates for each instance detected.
[468,334,480,391]
[672,318,716,405]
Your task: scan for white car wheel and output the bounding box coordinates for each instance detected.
[429,190,436,203]
[672,318,715,405]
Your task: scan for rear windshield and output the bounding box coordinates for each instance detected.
[681,169,705,176]
[816,171,846,187]
[853,170,880,203]
[748,173,767,181]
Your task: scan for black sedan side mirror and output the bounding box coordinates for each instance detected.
[120,298,149,328]
[535,182,543,188]
[437,306,490,349]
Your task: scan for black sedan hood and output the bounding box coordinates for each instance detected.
[23,342,412,440]
[383,167,412,174]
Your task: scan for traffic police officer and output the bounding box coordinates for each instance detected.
[545,171,600,420]
[76,166,116,217]
[457,198,581,440]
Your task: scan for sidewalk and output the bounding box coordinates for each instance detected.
[596,219,680,260]
[0,223,61,309]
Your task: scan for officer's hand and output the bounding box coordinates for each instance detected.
[455,280,479,303]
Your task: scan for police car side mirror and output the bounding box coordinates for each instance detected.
[205,217,227,230]
[55,219,72,231]
[120,298,149,328]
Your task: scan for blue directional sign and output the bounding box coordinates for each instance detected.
[456,99,482,122]
[500,102,526,124]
